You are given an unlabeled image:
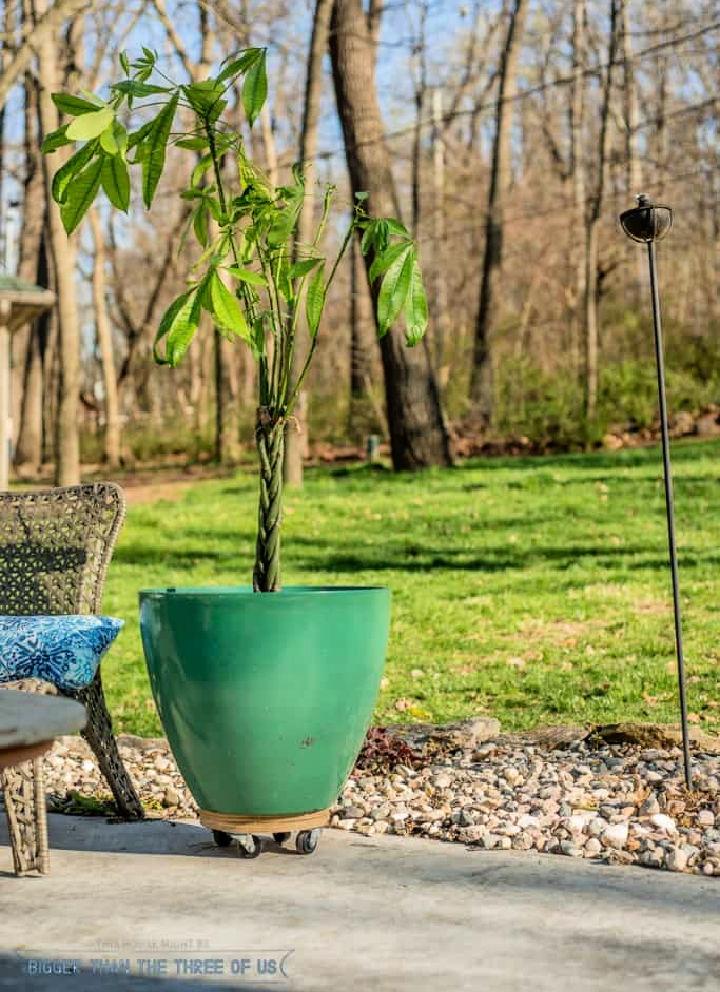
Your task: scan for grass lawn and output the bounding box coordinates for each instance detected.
[103,438,720,738]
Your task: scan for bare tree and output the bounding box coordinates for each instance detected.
[89,209,120,467]
[0,0,92,110]
[14,59,48,472]
[469,0,527,424]
[284,0,333,486]
[569,0,587,372]
[583,0,618,422]
[329,0,452,469]
[36,0,82,485]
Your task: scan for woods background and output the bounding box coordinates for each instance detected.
[0,0,718,481]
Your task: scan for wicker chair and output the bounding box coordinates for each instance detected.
[0,483,143,874]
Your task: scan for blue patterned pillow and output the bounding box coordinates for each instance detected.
[0,615,123,692]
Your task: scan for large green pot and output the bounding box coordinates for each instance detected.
[138,586,390,816]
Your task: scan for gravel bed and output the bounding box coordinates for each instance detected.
[41,729,720,876]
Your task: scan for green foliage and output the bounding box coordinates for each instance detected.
[100,155,130,211]
[60,157,104,235]
[43,47,427,424]
[45,46,430,591]
[493,354,720,450]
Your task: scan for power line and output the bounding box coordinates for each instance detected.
[276,18,720,170]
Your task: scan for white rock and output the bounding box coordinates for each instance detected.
[665,848,688,872]
[602,823,629,850]
[517,814,540,830]
[650,813,677,834]
[567,813,590,834]
[560,840,583,857]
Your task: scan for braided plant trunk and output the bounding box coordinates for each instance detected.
[253,409,285,592]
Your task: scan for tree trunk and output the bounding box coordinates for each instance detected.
[619,0,644,296]
[329,0,452,470]
[583,0,618,423]
[14,65,46,473]
[15,238,49,474]
[569,0,586,376]
[214,329,241,464]
[468,0,527,424]
[430,87,448,376]
[36,0,80,485]
[349,235,373,408]
[89,209,121,468]
[284,0,333,487]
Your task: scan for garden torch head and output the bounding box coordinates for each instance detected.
[619,193,673,244]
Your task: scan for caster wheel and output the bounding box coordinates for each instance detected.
[273,832,291,845]
[212,830,232,848]
[238,835,263,859]
[296,829,320,855]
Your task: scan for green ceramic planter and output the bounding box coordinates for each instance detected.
[138,586,390,816]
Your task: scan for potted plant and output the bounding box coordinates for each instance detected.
[44,48,428,856]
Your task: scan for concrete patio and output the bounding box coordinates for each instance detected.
[1,814,719,991]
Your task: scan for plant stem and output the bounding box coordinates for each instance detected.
[205,114,282,592]
[253,409,284,592]
[288,219,356,407]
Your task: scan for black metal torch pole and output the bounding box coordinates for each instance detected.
[620,194,692,790]
[646,239,693,790]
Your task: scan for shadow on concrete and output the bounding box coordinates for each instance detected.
[0,814,299,862]
[6,815,718,926]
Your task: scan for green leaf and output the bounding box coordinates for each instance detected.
[141,92,179,208]
[209,271,250,339]
[167,293,202,365]
[354,191,369,201]
[242,51,267,126]
[41,124,70,154]
[403,258,428,345]
[51,92,100,116]
[368,241,411,284]
[174,136,209,151]
[99,125,119,155]
[79,90,105,107]
[110,121,129,157]
[119,51,130,75]
[193,201,209,247]
[305,265,325,339]
[154,289,199,365]
[182,80,226,117]
[65,106,114,141]
[385,218,411,238]
[59,157,103,234]
[100,155,130,211]
[361,221,378,255]
[216,48,263,84]
[127,118,157,151]
[112,80,171,98]
[288,257,322,279]
[225,266,267,286]
[277,256,293,302]
[191,153,214,188]
[377,245,414,336]
[267,188,303,247]
[51,140,98,204]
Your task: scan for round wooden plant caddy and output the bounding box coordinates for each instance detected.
[198,807,331,858]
